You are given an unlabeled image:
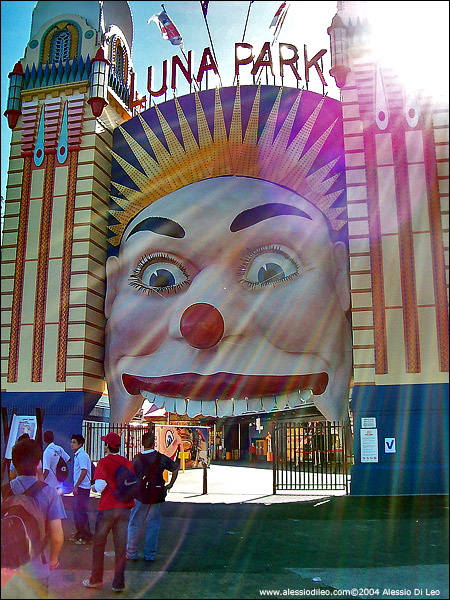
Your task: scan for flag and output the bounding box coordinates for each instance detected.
[200,1,209,17]
[148,9,183,48]
[269,2,288,29]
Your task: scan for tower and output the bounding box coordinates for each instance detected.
[328,1,449,494]
[2,1,140,448]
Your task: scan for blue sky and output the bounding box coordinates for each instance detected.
[1,1,449,200]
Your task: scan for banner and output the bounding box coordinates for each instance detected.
[155,426,209,468]
[148,9,183,47]
[270,2,288,29]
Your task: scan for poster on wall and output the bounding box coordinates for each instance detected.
[360,428,379,463]
[105,85,351,425]
[5,415,37,459]
[155,425,209,468]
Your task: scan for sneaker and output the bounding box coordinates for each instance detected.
[144,558,155,562]
[82,579,102,589]
[75,539,87,545]
[126,556,138,561]
[112,586,125,592]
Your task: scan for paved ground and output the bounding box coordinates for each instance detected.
[3,463,449,599]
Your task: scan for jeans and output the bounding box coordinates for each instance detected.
[73,487,92,540]
[126,500,162,561]
[89,508,131,589]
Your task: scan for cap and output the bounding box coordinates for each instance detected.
[101,432,121,448]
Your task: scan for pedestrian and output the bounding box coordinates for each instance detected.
[70,433,93,545]
[42,431,71,495]
[82,432,134,593]
[1,437,66,599]
[126,429,179,563]
[9,432,30,480]
[249,442,256,462]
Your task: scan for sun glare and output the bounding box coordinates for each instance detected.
[367,1,449,99]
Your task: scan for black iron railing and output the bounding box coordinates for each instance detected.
[82,421,150,463]
[272,420,351,493]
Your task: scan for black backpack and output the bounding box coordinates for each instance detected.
[89,461,96,484]
[137,453,167,505]
[1,481,48,570]
[55,454,69,483]
[108,456,139,503]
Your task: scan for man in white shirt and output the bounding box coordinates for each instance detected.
[42,430,71,495]
[70,433,93,544]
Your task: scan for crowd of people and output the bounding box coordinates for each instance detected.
[1,427,179,597]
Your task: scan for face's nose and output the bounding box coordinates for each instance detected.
[180,303,225,349]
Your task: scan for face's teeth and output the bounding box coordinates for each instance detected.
[283,389,308,408]
[261,396,278,412]
[299,388,313,402]
[163,396,175,413]
[140,390,155,402]
[247,398,262,412]
[233,398,247,415]
[217,399,233,417]
[141,389,315,418]
[201,400,217,417]
[186,400,202,418]
[153,395,166,409]
[175,398,186,415]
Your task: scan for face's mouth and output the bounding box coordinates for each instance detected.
[122,372,328,399]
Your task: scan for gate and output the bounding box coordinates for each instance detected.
[83,421,150,462]
[272,421,351,493]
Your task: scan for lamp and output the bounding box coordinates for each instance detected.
[88,47,110,117]
[4,61,24,129]
[327,13,350,89]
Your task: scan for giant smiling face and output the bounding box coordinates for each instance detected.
[104,176,352,423]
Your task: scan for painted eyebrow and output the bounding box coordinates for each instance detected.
[230,203,312,232]
[126,217,185,239]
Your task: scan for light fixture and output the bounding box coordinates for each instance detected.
[4,61,24,129]
[327,13,350,88]
[88,47,110,117]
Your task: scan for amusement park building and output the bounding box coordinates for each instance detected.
[1,1,448,496]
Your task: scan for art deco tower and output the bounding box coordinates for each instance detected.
[2,1,143,443]
[328,1,449,494]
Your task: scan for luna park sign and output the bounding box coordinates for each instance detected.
[141,42,327,100]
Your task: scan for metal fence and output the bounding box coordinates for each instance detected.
[82,421,150,463]
[272,421,350,493]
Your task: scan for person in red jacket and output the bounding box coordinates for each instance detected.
[82,432,134,593]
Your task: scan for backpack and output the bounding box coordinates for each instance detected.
[137,453,167,505]
[1,480,47,570]
[55,454,69,483]
[108,456,139,503]
[89,461,96,484]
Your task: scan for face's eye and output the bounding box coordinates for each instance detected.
[165,430,174,448]
[240,245,303,289]
[129,253,189,294]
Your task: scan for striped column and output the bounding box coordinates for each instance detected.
[7,100,39,382]
[341,62,378,387]
[422,103,449,372]
[31,98,62,381]
[56,94,85,381]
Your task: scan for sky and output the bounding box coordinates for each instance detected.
[1,0,449,201]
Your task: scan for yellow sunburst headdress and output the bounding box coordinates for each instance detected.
[108,85,346,247]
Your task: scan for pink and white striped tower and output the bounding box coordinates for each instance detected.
[2,1,139,454]
[328,1,449,495]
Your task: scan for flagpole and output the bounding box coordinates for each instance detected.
[200,2,223,87]
[241,1,253,44]
[179,46,199,92]
[272,3,290,45]
[233,0,254,86]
